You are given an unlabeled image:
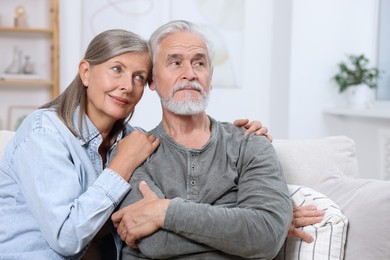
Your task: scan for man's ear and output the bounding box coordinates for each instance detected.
[79,60,89,87]
[149,80,157,91]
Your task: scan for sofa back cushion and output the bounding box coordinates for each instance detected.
[318,175,390,260]
[273,136,359,188]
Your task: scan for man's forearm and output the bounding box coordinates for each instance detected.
[162,198,290,259]
[137,229,213,259]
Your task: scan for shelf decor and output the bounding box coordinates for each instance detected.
[14,6,27,28]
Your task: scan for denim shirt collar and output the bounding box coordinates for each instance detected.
[71,106,127,147]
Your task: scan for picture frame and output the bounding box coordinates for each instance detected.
[7,106,37,131]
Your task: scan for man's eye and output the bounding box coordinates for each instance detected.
[170,61,180,66]
[194,61,205,67]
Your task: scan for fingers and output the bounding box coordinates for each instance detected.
[232,119,272,141]
[293,205,325,219]
[293,216,324,228]
[288,226,314,243]
[242,120,273,142]
[148,134,160,148]
[288,205,325,243]
[291,205,325,229]
[138,181,158,200]
[233,118,249,127]
[111,209,124,227]
[244,121,262,135]
[251,125,273,142]
[265,133,273,142]
[116,214,139,249]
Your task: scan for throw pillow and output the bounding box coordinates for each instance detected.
[275,185,348,260]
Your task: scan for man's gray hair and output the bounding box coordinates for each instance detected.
[149,20,214,73]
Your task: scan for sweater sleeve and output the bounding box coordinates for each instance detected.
[162,136,292,259]
[121,136,292,259]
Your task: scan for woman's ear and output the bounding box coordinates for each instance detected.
[79,60,89,87]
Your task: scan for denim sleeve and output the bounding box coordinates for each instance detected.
[162,136,292,259]
[9,129,131,256]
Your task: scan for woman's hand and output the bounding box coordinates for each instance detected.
[288,205,325,243]
[109,130,160,181]
[233,119,272,142]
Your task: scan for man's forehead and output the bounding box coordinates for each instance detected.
[160,32,207,52]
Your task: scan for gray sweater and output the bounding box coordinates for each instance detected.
[119,117,292,259]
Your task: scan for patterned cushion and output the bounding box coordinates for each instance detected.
[275,185,348,260]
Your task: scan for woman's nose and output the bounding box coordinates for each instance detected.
[120,75,133,93]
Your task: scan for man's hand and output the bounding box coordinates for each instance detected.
[233,119,272,142]
[112,181,170,248]
[288,205,325,243]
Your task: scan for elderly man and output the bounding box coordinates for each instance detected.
[112,20,293,259]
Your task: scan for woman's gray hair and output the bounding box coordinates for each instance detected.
[41,29,151,139]
[149,20,214,74]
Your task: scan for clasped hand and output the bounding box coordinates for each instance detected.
[111,181,169,248]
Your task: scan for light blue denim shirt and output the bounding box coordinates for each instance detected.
[0,108,138,259]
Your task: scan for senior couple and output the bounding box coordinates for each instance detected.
[113,20,313,260]
[0,20,323,259]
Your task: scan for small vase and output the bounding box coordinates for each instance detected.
[5,46,22,74]
[22,56,34,74]
[346,84,374,109]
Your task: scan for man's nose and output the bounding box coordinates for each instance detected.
[181,63,197,81]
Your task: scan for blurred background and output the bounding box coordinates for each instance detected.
[0,0,389,180]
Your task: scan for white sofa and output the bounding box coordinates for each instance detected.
[273,136,390,260]
[1,130,389,259]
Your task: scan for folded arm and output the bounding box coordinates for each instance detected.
[114,136,292,259]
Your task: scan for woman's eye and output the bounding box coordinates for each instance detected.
[135,75,145,82]
[112,66,122,73]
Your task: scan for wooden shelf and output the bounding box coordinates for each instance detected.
[0,27,52,34]
[0,79,52,86]
[323,107,390,120]
[0,0,59,99]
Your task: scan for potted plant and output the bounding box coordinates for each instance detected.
[333,54,380,108]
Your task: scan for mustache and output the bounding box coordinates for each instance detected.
[172,81,204,94]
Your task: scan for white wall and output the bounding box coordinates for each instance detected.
[59,0,389,179]
[59,0,380,134]
[288,0,379,139]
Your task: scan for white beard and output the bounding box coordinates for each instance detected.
[157,81,209,115]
